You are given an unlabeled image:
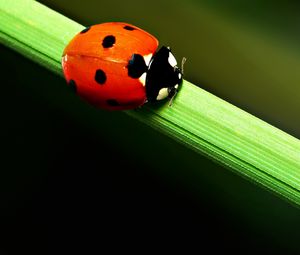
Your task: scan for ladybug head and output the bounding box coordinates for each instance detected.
[145,46,185,103]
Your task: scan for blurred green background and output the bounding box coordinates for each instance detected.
[0,0,300,254]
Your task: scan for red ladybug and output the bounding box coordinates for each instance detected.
[62,22,184,110]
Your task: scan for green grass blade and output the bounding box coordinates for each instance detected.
[1,0,300,206]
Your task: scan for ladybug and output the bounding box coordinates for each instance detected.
[62,22,185,110]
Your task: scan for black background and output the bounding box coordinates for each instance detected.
[1,0,300,254]
[1,41,300,255]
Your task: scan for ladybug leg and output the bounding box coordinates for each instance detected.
[168,87,178,107]
[169,57,186,107]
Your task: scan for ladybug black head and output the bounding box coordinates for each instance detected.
[145,46,183,103]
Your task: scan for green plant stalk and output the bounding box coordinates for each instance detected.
[1,0,300,205]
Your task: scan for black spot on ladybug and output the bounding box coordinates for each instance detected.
[123,25,135,31]
[102,35,116,48]
[95,69,107,84]
[127,54,148,78]
[68,79,77,93]
[107,99,120,106]
[80,26,91,34]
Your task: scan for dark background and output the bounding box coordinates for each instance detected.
[0,0,300,254]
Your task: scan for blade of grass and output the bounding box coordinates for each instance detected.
[1,0,300,206]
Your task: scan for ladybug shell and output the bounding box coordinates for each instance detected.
[62,22,159,110]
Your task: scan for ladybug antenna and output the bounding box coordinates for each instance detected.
[169,57,186,107]
[181,57,187,75]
